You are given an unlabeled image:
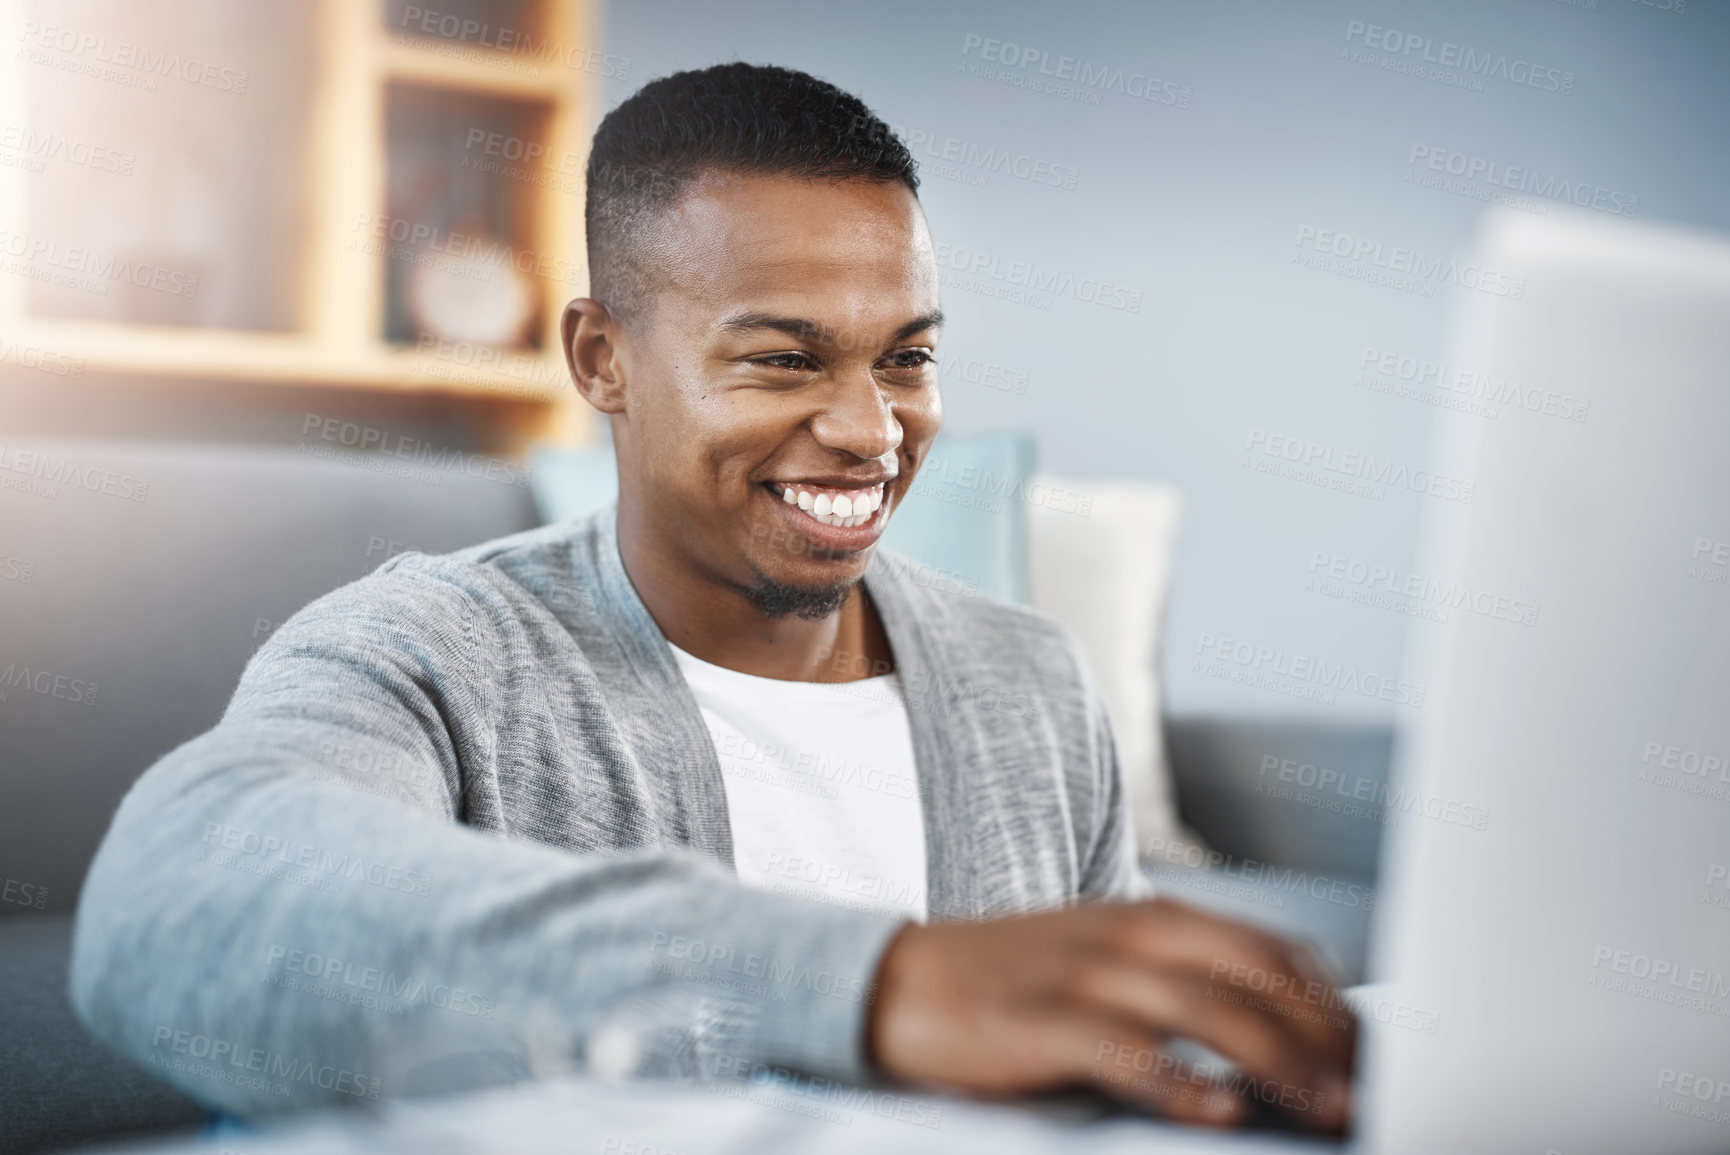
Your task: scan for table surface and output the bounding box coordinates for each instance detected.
[79,1072,1342,1155]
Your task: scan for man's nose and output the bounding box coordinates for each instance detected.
[810,371,903,461]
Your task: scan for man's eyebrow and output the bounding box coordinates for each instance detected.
[716,309,945,346]
[893,310,945,342]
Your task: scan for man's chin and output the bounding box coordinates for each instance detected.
[743,574,859,621]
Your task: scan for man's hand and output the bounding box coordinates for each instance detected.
[866,897,1356,1133]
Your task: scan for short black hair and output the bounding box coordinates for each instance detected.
[584,62,919,324]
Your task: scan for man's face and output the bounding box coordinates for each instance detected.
[611,171,943,614]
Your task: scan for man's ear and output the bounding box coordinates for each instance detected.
[562,297,628,414]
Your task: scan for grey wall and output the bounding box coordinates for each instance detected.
[596,0,1730,723]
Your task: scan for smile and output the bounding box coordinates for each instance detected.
[766,481,886,528]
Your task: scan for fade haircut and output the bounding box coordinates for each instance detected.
[584,62,919,325]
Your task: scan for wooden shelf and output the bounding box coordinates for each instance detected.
[0,0,594,449]
[9,321,574,404]
[380,37,570,102]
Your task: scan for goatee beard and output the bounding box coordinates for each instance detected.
[744,575,858,620]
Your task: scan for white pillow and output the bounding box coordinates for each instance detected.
[1025,474,1202,861]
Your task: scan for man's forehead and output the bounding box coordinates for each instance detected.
[644,171,938,333]
[653,171,932,278]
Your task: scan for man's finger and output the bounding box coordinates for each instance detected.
[1076,1023,1247,1129]
[1064,958,1349,1132]
[1108,899,1357,1067]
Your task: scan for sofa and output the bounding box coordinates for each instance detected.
[0,438,1389,1153]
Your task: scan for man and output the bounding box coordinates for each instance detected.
[72,63,1353,1134]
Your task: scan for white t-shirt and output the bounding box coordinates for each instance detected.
[667,641,928,923]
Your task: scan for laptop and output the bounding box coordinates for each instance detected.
[1349,205,1730,1153]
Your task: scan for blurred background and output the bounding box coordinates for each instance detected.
[5,0,1726,718]
[2,1,1728,1150]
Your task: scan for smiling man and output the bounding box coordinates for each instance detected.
[71,64,1352,1134]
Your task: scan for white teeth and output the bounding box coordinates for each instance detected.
[774,483,886,529]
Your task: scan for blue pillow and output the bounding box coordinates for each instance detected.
[527,429,1036,604]
[527,440,620,524]
[879,429,1035,604]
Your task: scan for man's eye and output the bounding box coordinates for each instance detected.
[752,352,817,372]
[884,350,935,370]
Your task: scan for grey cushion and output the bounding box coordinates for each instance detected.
[0,438,540,913]
[0,914,203,1153]
[1165,715,1394,881]
[1158,716,1394,983]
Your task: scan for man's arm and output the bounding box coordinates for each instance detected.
[69,560,902,1116]
[1078,679,1155,902]
[863,625,1356,1134]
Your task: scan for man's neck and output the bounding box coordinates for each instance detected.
[615,507,896,683]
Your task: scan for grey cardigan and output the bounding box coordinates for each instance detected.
[70,506,1145,1117]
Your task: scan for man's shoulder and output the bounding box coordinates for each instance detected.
[276,513,609,647]
[868,547,1083,678]
[367,512,606,598]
